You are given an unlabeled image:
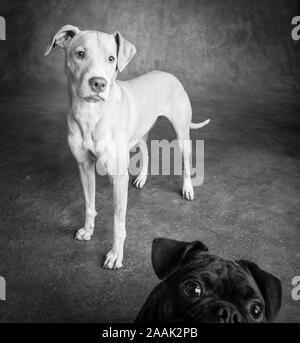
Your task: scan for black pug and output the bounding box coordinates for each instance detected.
[135,238,282,323]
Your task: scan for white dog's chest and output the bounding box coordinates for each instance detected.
[91,131,117,175]
[95,130,113,154]
[75,112,128,177]
[73,104,114,158]
[82,134,95,153]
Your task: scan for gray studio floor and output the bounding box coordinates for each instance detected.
[0,86,299,322]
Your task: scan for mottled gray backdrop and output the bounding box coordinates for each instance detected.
[0,0,299,93]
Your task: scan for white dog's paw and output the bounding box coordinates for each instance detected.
[75,227,94,241]
[133,173,147,189]
[182,183,194,201]
[103,250,123,269]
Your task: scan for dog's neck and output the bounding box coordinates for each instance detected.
[67,81,123,154]
[68,81,120,131]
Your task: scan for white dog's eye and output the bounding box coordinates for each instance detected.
[108,56,115,62]
[75,50,85,59]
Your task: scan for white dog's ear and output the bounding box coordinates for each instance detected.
[113,31,136,72]
[44,25,80,56]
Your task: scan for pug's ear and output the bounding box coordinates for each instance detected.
[44,25,80,56]
[152,238,208,280]
[113,31,136,72]
[238,260,282,322]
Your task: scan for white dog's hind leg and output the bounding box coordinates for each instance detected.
[180,137,194,201]
[171,123,194,201]
[170,92,194,201]
[133,134,149,189]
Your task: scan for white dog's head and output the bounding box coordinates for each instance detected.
[45,25,136,102]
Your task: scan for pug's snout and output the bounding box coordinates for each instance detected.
[217,305,242,323]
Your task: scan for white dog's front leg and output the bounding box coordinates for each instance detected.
[103,172,129,269]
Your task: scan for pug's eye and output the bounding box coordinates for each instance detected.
[75,50,85,59]
[250,303,263,319]
[184,281,202,297]
[108,56,115,62]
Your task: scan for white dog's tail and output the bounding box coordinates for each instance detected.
[190,119,210,129]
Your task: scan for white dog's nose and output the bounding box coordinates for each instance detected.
[89,77,107,92]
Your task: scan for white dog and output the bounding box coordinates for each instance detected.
[45,25,209,269]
